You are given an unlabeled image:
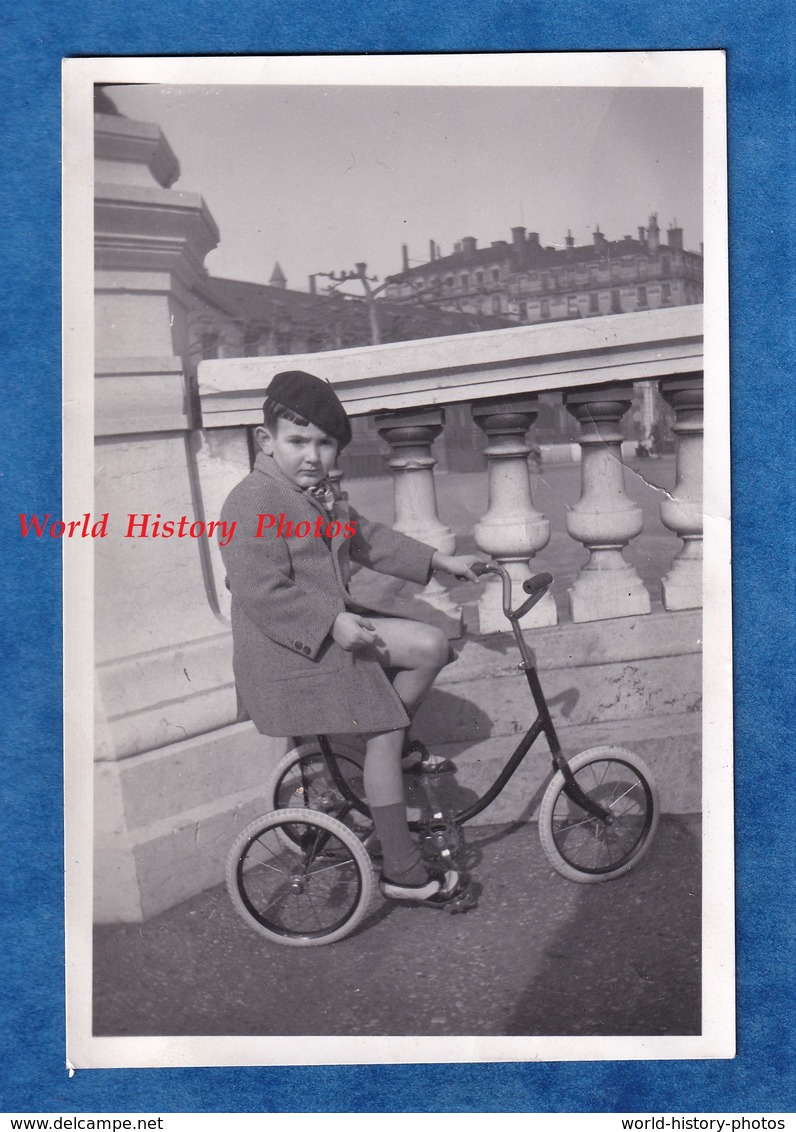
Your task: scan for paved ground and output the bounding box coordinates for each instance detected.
[94,813,700,1038]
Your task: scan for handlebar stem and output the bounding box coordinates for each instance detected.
[474,562,549,667]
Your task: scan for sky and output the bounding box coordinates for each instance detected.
[107,83,703,293]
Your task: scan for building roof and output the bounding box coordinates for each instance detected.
[195,274,511,341]
[196,275,350,322]
[387,232,700,284]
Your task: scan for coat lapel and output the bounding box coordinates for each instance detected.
[253,452,351,588]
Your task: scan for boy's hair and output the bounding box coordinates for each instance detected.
[262,396,311,434]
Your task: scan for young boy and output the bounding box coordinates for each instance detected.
[220,370,480,905]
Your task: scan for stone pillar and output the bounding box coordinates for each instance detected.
[471,396,556,632]
[564,387,651,622]
[375,409,460,618]
[91,111,282,922]
[659,374,704,610]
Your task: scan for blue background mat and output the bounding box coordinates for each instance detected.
[1,0,794,1114]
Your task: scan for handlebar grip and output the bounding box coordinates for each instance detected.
[470,560,492,578]
[522,572,553,595]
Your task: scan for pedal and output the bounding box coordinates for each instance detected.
[445,879,479,914]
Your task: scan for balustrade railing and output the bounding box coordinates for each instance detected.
[198,306,704,630]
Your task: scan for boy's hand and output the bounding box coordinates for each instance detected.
[431,552,484,583]
[333,612,378,651]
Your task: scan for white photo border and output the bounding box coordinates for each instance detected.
[63,50,732,1069]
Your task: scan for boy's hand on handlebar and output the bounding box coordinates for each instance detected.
[333,612,378,651]
[431,552,485,583]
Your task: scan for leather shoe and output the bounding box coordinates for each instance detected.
[380,867,461,905]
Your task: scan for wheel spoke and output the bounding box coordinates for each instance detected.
[305,856,356,878]
[302,889,326,932]
[251,884,292,918]
[607,781,641,810]
[252,836,293,874]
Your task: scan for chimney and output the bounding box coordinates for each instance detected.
[402,243,410,271]
[565,230,575,248]
[511,226,526,249]
[593,225,608,253]
[667,222,684,251]
[308,274,317,295]
[461,236,477,258]
[429,239,436,262]
[638,226,646,242]
[646,213,660,252]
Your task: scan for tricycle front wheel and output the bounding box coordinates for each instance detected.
[538,746,659,883]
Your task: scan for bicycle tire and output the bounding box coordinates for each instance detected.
[226,808,375,946]
[266,741,370,834]
[538,746,659,883]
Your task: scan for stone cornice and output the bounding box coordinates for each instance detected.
[95,182,219,284]
[94,113,181,188]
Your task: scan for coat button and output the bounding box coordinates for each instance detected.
[294,640,303,650]
[303,645,311,654]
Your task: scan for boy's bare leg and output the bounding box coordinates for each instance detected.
[362,617,450,717]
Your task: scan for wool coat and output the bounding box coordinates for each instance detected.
[219,452,437,737]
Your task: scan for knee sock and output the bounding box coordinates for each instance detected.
[370,802,428,884]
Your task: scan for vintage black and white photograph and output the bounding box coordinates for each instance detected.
[62,52,732,1067]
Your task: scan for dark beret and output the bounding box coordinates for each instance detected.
[264,370,352,449]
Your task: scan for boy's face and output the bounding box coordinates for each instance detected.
[255,419,338,488]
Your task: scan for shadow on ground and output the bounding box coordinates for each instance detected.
[94,814,700,1038]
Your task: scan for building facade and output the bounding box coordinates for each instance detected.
[382,219,702,458]
[384,218,703,324]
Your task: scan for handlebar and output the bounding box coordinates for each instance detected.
[471,561,553,624]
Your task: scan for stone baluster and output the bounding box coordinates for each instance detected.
[564,387,650,622]
[471,397,556,632]
[375,409,460,618]
[659,374,703,610]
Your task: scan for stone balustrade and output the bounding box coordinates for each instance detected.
[198,307,704,629]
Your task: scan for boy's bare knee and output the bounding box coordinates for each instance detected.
[421,626,450,670]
